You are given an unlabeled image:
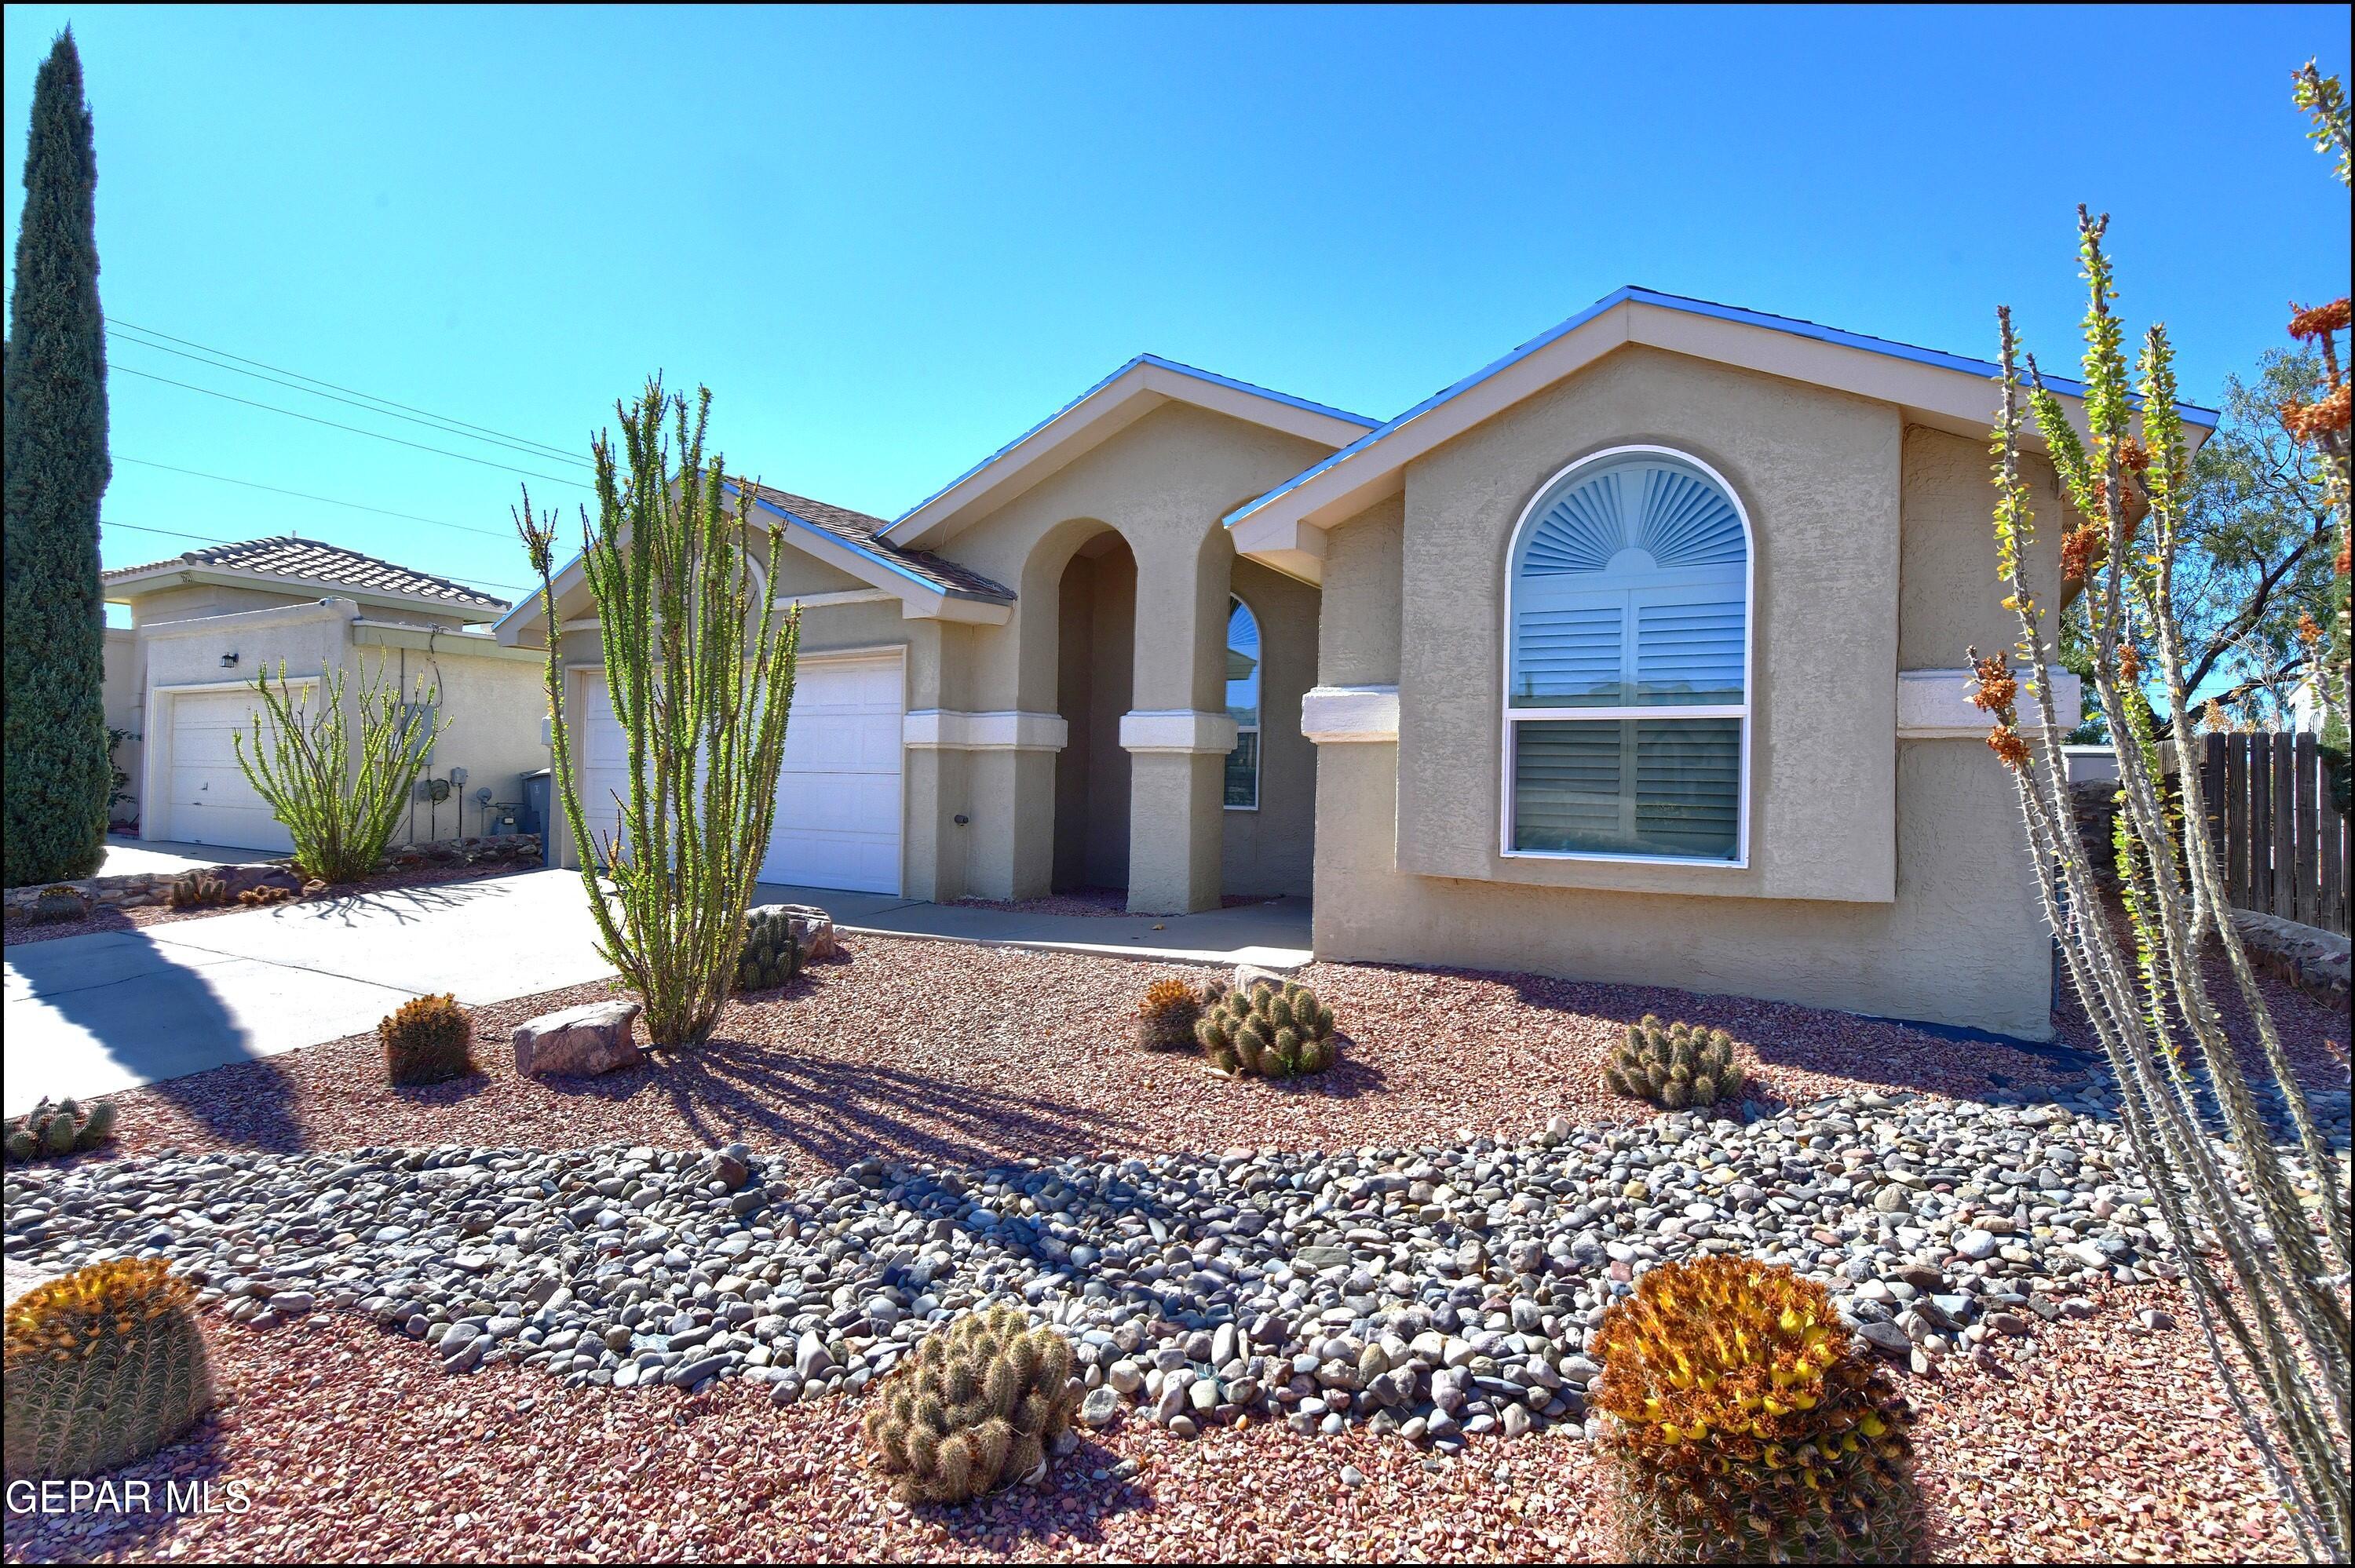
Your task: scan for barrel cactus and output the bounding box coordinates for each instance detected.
[736,906,804,994]
[4,1097,117,1164]
[379,993,475,1085]
[1134,975,1211,1051]
[28,884,89,924]
[861,1305,1079,1504]
[1195,979,1338,1079]
[4,1258,215,1481]
[166,870,229,910]
[1606,1016,1746,1110]
[1593,1256,1919,1563]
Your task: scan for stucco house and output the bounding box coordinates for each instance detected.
[104,536,550,854]
[498,286,2217,1038]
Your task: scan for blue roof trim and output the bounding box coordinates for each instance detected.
[876,354,1378,540]
[1224,285,2222,530]
[729,483,1010,601]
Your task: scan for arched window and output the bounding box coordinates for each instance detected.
[1224,595,1261,809]
[1503,447,1750,863]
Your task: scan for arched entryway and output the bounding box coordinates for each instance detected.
[1051,531,1135,892]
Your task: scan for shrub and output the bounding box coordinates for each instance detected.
[4,1258,214,1481]
[380,993,475,1085]
[28,884,89,924]
[3,1096,115,1163]
[237,884,297,908]
[862,1305,1079,1504]
[1605,1016,1747,1110]
[1593,1256,1919,1564]
[1195,979,1338,1078]
[166,870,228,910]
[1134,975,1207,1051]
[736,907,803,993]
[231,659,448,885]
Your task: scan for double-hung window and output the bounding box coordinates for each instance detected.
[1503,447,1751,863]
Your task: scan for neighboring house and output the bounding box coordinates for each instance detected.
[104,536,550,855]
[500,287,2218,1038]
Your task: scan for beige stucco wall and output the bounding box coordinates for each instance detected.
[353,631,550,845]
[1313,735,2053,1037]
[913,400,1338,907]
[1305,345,2064,1038]
[1221,557,1317,898]
[124,582,316,625]
[1394,345,1902,905]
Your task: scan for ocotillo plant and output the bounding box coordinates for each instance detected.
[514,381,799,1048]
[232,658,446,884]
[1975,211,2350,1560]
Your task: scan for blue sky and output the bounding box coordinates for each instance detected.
[5,5,2347,620]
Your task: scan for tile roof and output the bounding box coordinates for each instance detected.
[104,535,509,611]
[741,483,1015,602]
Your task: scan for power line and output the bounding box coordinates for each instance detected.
[111,364,597,490]
[108,327,594,472]
[107,316,590,467]
[100,519,533,597]
[115,454,525,542]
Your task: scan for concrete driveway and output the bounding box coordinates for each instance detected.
[5,869,1313,1114]
[3,870,615,1114]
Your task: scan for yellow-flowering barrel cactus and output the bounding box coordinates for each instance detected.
[1592,1256,1919,1564]
[1607,1016,1747,1110]
[861,1305,1079,1504]
[5,1259,215,1481]
[1195,980,1338,1079]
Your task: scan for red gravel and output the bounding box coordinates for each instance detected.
[74,938,2086,1180]
[2,862,527,950]
[0,1285,2299,1564]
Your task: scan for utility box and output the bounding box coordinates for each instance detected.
[522,768,553,866]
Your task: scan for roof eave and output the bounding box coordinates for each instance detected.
[104,560,506,618]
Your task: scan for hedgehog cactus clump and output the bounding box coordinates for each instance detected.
[28,885,89,924]
[237,884,298,908]
[378,993,475,1085]
[1134,975,1207,1052]
[861,1305,1079,1504]
[1606,1016,1747,1110]
[4,1258,215,1481]
[1195,979,1339,1079]
[1593,1256,1919,1564]
[735,907,804,994]
[166,870,230,910]
[3,1097,117,1164]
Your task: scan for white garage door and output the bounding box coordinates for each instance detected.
[164,687,294,854]
[577,653,903,894]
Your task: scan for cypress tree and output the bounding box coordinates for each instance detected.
[3,30,112,885]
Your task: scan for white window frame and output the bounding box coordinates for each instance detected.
[1498,443,1753,868]
[1223,593,1261,812]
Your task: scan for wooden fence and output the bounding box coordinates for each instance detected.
[2199,731,2350,935]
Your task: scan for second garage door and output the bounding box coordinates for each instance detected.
[578,652,903,894]
[162,687,296,854]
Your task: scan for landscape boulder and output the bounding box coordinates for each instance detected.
[513,1000,644,1078]
[748,903,839,963]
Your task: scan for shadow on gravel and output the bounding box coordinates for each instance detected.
[551,962,1136,1172]
[11,1413,237,1560]
[917,1434,1151,1546]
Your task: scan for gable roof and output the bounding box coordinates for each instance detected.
[878,353,1378,550]
[104,534,509,612]
[491,476,1017,645]
[1225,285,2221,579]
[739,483,1013,602]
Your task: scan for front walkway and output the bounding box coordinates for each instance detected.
[5,870,1312,1113]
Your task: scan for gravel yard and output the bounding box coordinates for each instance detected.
[0,1285,2302,1564]
[71,936,2109,1173]
[4,935,2345,1563]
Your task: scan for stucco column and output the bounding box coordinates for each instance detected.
[1121,533,1233,913]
